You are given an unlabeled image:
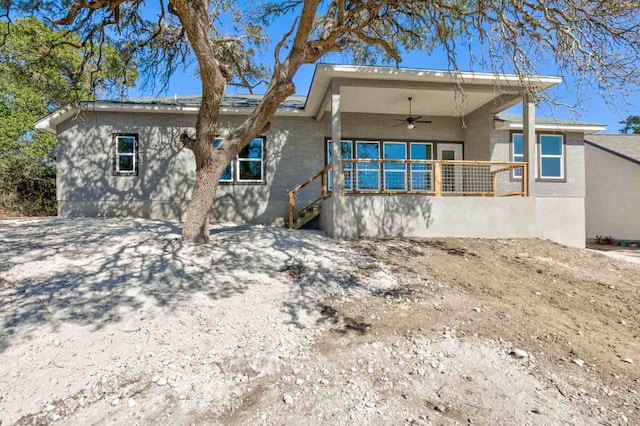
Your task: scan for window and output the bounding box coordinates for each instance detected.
[326,139,437,192]
[114,134,138,176]
[326,140,353,190]
[213,137,264,184]
[539,134,564,179]
[383,142,407,191]
[512,133,524,178]
[237,138,264,182]
[410,142,433,191]
[356,141,380,191]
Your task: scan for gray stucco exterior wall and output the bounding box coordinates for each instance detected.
[56,110,470,223]
[585,144,640,240]
[331,196,585,248]
[55,108,587,247]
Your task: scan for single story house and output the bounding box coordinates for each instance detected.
[36,64,607,248]
[585,134,640,241]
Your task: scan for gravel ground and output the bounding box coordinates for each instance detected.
[1,219,638,425]
[0,218,396,425]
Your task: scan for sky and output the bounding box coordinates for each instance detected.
[128,3,639,135]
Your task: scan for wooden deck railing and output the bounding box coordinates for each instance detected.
[339,159,528,197]
[287,163,332,229]
[287,160,528,228]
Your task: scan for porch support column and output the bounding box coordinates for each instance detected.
[522,94,536,196]
[330,80,344,238]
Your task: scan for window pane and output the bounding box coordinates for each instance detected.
[441,150,455,161]
[327,141,353,191]
[541,157,562,178]
[540,135,563,155]
[344,170,353,191]
[384,142,406,159]
[239,138,263,159]
[512,134,523,156]
[513,168,522,178]
[357,170,379,190]
[221,164,232,181]
[213,138,222,148]
[327,140,353,162]
[117,137,135,154]
[384,171,406,190]
[118,155,134,172]
[411,171,431,191]
[238,160,262,180]
[356,141,379,159]
[384,142,406,178]
[410,143,432,160]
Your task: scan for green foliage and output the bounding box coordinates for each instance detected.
[619,116,640,134]
[0,17,136,215]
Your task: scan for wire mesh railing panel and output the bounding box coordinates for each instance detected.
[340,159,525,196]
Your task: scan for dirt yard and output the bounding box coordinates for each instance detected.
[1,219,639,425]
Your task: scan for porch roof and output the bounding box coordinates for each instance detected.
[36,63,565,133]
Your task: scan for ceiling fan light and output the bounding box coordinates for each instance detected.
[407,122,415,130]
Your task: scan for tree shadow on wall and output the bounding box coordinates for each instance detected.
[337,194,434,239]
[58,113,195,220]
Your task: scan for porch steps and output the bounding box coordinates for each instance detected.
[291,200,321,229]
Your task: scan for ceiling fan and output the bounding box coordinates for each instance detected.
[393,97,432,129]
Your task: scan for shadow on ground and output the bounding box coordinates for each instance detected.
[0,218,368,352]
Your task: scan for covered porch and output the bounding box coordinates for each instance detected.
[286,65,584,247]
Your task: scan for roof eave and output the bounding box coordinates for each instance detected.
[35,105,78,134]
[305,64,563,120]
[495,120,607,134]
[35,101,308,134]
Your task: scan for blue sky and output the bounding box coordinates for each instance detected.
[129,4,638,135]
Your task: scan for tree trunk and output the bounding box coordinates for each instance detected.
[182,159,224,244]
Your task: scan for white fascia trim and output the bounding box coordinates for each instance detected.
[318,64,563,86]
[35,105,78,134]
[83,102,301,116]
[34,101,306,134]
[495,120,607,134]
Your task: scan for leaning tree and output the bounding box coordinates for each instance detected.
[2,0,639,243]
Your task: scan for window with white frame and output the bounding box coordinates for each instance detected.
[213,137,264,183]
[114,134,138,176]
[326,140,353,191]
[512,133,524,178]
[539,134,564,179]
[355,140,380,191]
[326,139,437,192]
[383,142,407,191]
[409,142,433,191]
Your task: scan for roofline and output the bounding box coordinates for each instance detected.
[34,100,305,133]
[495,120,606,134]
[304,63,563,120]
[585,140,640,166]
[36,64,566,134]
[315,63,563,85]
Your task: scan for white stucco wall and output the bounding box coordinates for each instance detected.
[585,144,640,240]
